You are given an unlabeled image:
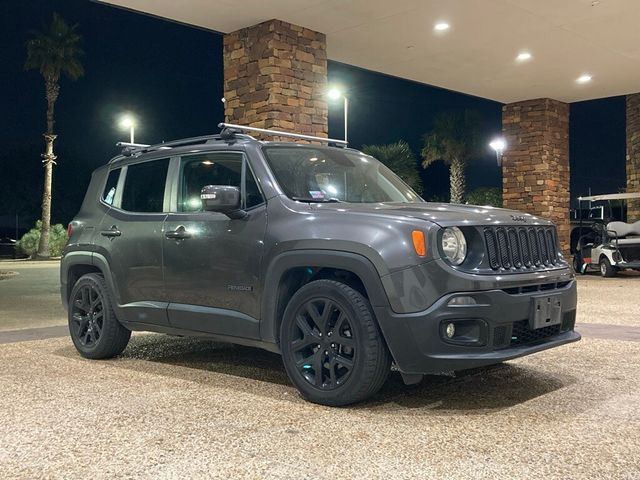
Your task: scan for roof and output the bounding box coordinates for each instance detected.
[99,0,640,103]
[578,193,640,201]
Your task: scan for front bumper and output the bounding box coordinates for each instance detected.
[374,280,579,374]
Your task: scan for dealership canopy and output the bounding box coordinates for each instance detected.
[100,0,640,103]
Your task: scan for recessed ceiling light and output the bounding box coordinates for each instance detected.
[434,22,450,31]
[516,51,532,62]
[576,74,592,84]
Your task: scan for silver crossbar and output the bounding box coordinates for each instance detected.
[218,122,348,145]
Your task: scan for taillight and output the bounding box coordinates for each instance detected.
[67,223,74,238]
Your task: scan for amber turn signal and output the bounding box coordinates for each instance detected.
[411,230,426,257]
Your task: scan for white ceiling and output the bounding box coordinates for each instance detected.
[100,0,640,103]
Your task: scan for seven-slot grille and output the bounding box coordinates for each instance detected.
[484,226,560,270]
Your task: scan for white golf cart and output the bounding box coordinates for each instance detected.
[572,192,640,277]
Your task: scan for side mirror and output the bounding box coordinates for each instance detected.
[200,185,247,219]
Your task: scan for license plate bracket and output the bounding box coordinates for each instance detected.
[529,295,562,329]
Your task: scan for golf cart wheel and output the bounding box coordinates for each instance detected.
[599,257,617,278]
[572,256,584,274]
[280,279,391,407]
[68,273,131,359]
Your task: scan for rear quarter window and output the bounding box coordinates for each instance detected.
[102,169,120,205]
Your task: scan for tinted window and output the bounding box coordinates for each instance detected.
[121,159,169,212]
[179,153,263,212]
[102,169,120,206]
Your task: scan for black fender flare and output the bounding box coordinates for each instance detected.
[259,249,392,344]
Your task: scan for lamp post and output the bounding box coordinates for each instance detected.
[328,87,348,142]
[489,138,506,167]
[119,115,137,143]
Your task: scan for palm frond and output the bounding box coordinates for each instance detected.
[362,140,423,194]
[25,12,84,82]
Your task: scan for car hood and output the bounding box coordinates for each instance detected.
[312,201,554,227]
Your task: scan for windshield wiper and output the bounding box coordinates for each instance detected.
[291,196,342,203]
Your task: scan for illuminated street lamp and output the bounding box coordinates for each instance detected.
[327,87,349,142]
[489,137,506,166]
[118,114,137,143]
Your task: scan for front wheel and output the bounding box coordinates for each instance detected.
[599,257,617,278]
[280,280,391,406]
[68,273,131,359]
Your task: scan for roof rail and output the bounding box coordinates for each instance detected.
[112,132,256,161]
[218,122,348,146]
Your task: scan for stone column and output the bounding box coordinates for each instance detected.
[223,19,328,140]
[626,93,640,220]
[502,98,570,253]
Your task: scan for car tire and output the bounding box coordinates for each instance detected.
[280,279,391,406]
[68,273,131,359]
[599,257,617,278]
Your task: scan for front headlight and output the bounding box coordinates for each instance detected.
[441,227,467,265]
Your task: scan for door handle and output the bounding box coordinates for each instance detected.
[165,225,191,240]
[100,226,121,238]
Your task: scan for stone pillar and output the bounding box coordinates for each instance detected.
[626,93,640,220]
[223,19,328,140]
[502,98,570,253]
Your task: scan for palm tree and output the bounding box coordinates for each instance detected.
[421,110,481,204]
[25,13,83,258]
[362,140,423,194]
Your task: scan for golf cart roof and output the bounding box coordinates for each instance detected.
[578,192,640,201]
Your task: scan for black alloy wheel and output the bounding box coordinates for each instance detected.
[68,273,131,359]
[291,297,356,390]
[280,279,391,406]
[71,283,104,347]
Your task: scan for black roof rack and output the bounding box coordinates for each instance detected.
[111,122,348,162]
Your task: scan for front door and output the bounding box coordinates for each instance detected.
[163,151,267,339]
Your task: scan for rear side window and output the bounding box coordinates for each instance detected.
[102,169,120,205]
[121,159,169,213]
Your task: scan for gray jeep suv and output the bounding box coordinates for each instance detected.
[61,123,580,406]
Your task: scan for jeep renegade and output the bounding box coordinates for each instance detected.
[61,123,580,406]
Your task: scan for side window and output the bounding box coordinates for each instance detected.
[179,153,263,212]
[121,159,169,213]
[102,168,120,206]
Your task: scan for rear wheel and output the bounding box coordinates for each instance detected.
[599,257,617,278]
[280,280,391,406]
[68,273,131,359]
[572,255,583,274]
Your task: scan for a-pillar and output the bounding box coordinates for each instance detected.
[223,19,328,140]
[626,93,640,220]
[502,98,570,253]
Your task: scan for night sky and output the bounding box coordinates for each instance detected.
[0,0,627,236]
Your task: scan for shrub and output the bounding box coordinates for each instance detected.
[465,187,503,208]
[16,221,68,258]
[362,141,423,194]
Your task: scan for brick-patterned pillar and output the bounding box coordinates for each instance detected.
[502,98,570,253]
[626,93,640,220]
[223,19,328,140]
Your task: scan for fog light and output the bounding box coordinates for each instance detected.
[445,323,456,338]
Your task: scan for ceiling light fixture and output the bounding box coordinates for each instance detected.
[576,74,592,84]
[516,51,532,62]
[434,22,450,31]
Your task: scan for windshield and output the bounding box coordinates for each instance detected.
[262,146,423,203]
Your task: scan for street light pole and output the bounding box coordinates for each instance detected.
[343,96,349,143]
[328,87,349,143]
[129,124,135,144]
[489,138,506,167]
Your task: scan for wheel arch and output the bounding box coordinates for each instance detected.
[260,250,392,345]
[61,252,121,311]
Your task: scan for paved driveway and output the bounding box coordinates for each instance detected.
[0,261,66,332]
[0,264,639,478]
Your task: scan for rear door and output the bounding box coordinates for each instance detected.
[93,157,171,325]
[162,151,267,338]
